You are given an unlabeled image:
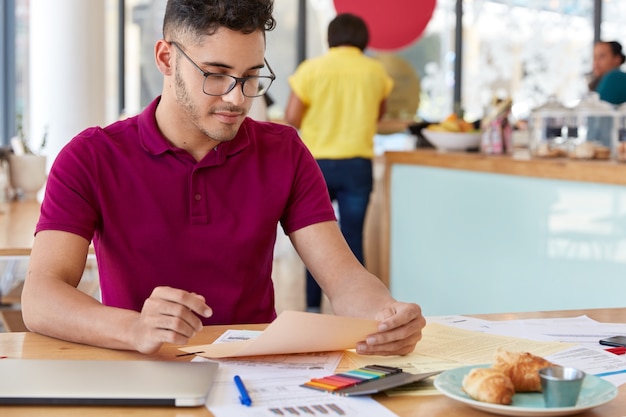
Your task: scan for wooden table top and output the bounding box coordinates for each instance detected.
[0,199,40,256]
[1,308,625,416]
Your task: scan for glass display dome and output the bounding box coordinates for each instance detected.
[567,92,616,160]
[529,96,573,158]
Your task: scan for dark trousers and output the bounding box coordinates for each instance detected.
[306,158,373,308]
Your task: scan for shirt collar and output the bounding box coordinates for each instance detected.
[329,46,363,55]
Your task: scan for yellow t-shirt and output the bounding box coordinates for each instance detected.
[288,47,393,159]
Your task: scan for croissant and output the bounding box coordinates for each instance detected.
[462,368,515,405]
[491,349,553,392]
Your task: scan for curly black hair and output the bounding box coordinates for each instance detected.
[163,0,275,43]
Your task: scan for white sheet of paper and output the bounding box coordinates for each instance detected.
[193,354,399,417]
[206,367,398,417]
[428,314,626,347]
[209,392,398,417]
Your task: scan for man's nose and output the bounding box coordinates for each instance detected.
[221,82,246,105]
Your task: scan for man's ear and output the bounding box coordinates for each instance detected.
[155,39,174,76]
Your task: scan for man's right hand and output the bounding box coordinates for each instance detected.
[131,286,213,354]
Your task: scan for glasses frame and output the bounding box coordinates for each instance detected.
[169,41,276,98]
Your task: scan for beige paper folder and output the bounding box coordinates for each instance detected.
[179,310,379,358]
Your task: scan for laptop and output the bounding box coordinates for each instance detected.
[0,359,218,407]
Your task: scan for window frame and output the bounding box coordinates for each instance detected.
[1,0,17,147]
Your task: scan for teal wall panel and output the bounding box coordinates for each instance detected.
[390,164,626,316]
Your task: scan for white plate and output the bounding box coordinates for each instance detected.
[434,364,617,417]
[421,130,482,151]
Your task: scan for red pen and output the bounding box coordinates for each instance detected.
[605,347,626,355]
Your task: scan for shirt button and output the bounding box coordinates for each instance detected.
[194,194,202,201]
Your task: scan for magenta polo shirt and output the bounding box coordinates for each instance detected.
[36,97,336,325]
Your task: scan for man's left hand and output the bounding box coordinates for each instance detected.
[356,302,426,356]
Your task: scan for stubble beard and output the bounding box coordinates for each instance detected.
[174,69,240,144]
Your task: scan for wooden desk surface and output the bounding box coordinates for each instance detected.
[0,199,40,256]
[1,308,625,416]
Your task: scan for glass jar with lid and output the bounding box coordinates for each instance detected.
[529,96,573,158]
[567,92,616,160]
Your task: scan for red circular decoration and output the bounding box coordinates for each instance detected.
[332,0,436,51]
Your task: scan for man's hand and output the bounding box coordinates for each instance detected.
[356,302,425,356]
[130,286,213,354]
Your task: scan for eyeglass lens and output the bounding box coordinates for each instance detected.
[202,74,272,97]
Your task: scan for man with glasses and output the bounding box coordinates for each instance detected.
[22,0,425,357]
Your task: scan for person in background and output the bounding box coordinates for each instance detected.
[21,0,425,356]
[589,40,626,105]
[284,13,392,313]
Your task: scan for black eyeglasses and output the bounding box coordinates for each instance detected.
[169,41,275,98]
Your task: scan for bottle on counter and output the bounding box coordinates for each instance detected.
[481,97,513,155]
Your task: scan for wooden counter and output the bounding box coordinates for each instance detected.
[384,149,626,186]
[381,149,626,315]
[380,149,626,285]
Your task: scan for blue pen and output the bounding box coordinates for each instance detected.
[234,375,252,406]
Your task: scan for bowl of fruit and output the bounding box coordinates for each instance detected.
[421,114,481,152]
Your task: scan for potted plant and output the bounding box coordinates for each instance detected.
[8,113,48,200]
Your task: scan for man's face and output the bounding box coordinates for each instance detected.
[172,28,266,144]
[593,43,622,78]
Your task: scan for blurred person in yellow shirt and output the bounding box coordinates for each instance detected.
[285,13,393,312]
